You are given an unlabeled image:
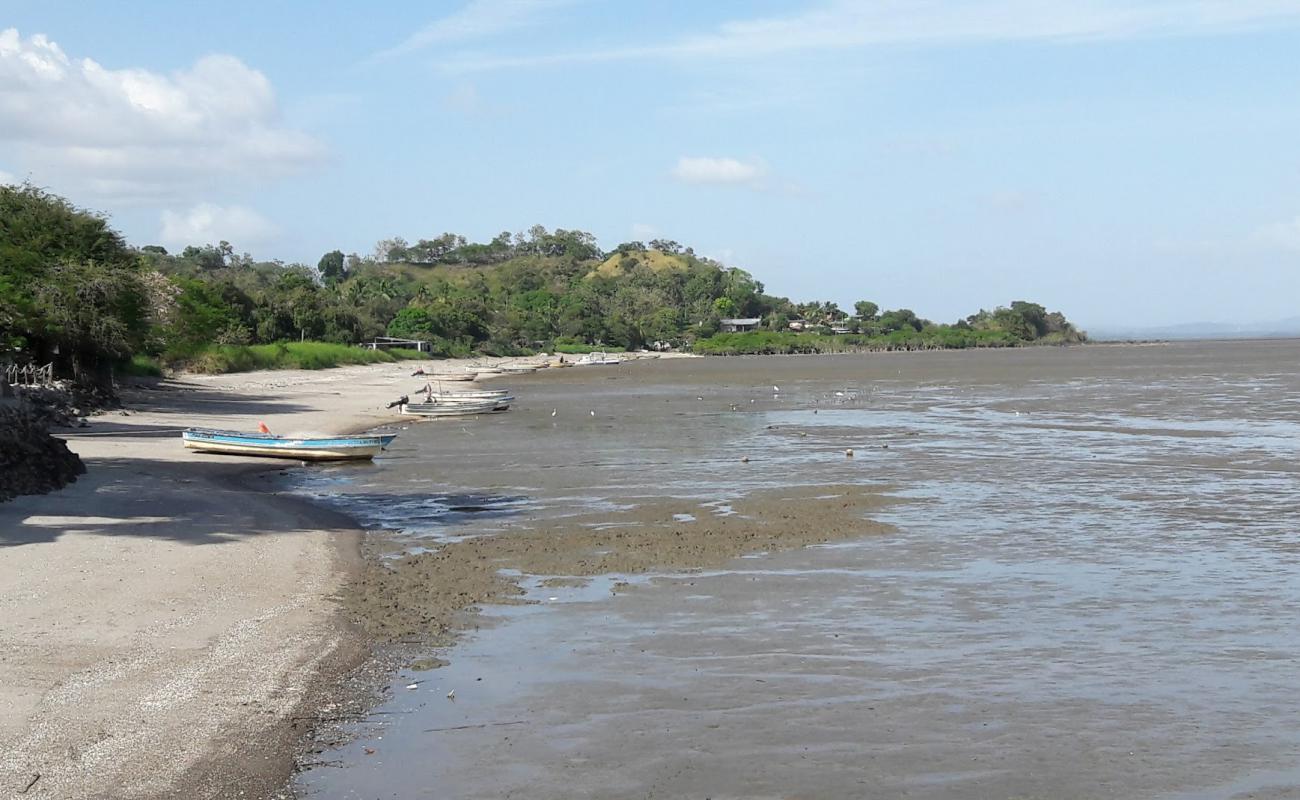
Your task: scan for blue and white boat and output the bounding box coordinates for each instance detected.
[181,428,397,461]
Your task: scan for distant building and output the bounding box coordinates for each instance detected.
[719,317,762,333]
[364,337,431,352]
[788,320,808,332]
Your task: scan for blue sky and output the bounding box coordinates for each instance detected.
[3,1,1300,328]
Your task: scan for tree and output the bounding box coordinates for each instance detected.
[373,236,409,263]
[854,300,879,320]
[317,250,346,285]
[1009,300,1048,338]
[649,239,682,254]
[879,308,923,333]
[181,245,226,270]
[0,184,149,382]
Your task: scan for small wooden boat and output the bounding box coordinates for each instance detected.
[575,351,621,366]
[426,388,512,402]
[433,372,477,382]
[423,392,513,410]
[401,398,503,417]
[499,363,538,374]
[182,428,396,461]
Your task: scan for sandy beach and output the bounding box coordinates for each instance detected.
[2,353,709,799]
[0,359,477,799]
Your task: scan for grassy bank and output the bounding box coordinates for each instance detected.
[164,342,427,374]
[691,328,1083,355]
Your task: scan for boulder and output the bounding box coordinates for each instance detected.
[0,405,86,503]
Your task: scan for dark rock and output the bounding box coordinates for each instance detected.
[0,405,86,503]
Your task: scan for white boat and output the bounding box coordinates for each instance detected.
[499,363,538,374]
[432,372,477,382]
[575,351,621,366]
[182,428,396,461]
[468,363,503,375]
[426,387,511,401]
[401,398,503,417]
[424,391,513,410]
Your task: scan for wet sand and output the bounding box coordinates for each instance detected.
[345,484,890,645]
[294,340,1300,800]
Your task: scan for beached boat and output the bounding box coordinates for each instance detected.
[432,372,477,382]
[498,363,538,374]
[425,387,512,402]
[423,391,513,410]
[182,428,396,461]
[401,398,504,417]
[575,351,621,366]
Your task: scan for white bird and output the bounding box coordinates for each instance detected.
[589,410,596,416]
[773,385,780,392]
[551,408,557,417]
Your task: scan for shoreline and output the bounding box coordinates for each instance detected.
[0,342,1178,798]
[0,351,687,799]
[0,359,430,799]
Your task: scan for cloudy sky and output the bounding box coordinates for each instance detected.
[4,1,1300,327]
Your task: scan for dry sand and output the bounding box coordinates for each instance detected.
[0,359,453,799]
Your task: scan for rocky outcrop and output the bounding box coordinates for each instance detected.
[0,404,86,502]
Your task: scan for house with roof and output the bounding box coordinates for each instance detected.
[719,317,762,333]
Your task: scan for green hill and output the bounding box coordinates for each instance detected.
[0,184,1087,380]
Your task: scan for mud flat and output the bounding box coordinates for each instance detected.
[295,339,1300,800]
[345,484,890,646]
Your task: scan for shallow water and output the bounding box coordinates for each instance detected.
[296,341,1300,799]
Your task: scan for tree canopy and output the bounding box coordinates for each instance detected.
[0,185,1087,378]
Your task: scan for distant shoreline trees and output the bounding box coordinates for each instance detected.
[0,184,1086,380]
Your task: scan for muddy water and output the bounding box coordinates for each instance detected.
[296,341,1300,799]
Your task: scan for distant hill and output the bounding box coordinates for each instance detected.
[1089,317,1300,341]
[592,249,691,277]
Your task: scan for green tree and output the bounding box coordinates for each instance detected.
[0,184,149,382]
[317,250,346,285]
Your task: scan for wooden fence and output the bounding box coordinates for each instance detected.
[4,362,54,387]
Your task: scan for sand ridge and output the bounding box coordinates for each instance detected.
[346,485,891,646]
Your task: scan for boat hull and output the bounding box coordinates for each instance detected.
[182,429,395,461]
[401,400,503,416]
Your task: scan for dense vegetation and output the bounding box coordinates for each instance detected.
[0,185,1085,382]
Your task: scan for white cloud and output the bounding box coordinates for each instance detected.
[671,156,768,187]
[0,28,324,201]
[438,0,1300,72]
[1253,215,1300,252]
[159,204,277,250]
[375,0,579,60]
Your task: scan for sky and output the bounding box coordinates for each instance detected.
[3,1,1300,329]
